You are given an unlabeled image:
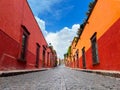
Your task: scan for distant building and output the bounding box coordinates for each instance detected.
[0,0,57,70]
[48,46,57,67]
[67,0,120,71]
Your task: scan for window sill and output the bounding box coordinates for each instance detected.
[93,62,100,66]
[83,67,86,69]
[18,58,26,63]
[35,64,39,68]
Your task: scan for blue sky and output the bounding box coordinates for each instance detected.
[27,0,93,58]
[38,0,91,32]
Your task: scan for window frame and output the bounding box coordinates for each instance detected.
[35,43,40,68]
[82,47,86,69]
[47,52,50,66]
[76,49,79,68]
[19,25,30,62]
[42,45,46,67]
[90,32,99,65]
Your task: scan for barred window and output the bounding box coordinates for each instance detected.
[82,47,86,69]
[90,32,99,65]
[20,25,30,61]
[36,43,40,67]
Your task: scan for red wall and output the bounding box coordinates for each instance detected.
[0,0,55,70]
[79,18,120,71]
[0,30,26,70]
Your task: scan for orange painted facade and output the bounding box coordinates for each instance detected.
[70,37,78,68]
[66,0,120,71]
[0,0,57,70]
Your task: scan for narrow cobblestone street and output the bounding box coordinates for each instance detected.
[0,65,120,90]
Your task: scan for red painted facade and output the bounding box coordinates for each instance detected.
[0,0,57,70]
[78,18,120,71]
[65,0,120,71]
[67,19,120,71]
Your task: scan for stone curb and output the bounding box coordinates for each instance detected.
[67,67,120,78]
[0,68,50,77]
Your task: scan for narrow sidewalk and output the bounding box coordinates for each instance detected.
[0,68,50,77]
[67,67,120,78]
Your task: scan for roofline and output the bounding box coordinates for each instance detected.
[75,0,98,47]
[85,0,98,24]
[26,0,48,46]
[71,37,78,46]
[80,0,98,37]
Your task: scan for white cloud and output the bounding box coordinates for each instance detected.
[35,17,80,59]
[27,1,80,59]
[35,16,48,36]
[46,24,80,59]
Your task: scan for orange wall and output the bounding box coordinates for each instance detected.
[76,0,120,57]
[69,0,120,71]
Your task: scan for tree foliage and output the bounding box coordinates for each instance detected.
[86,0,96,16]
[67,46,71,56]
[77,22,86,38]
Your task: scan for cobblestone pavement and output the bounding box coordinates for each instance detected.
[0,65,120,90]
